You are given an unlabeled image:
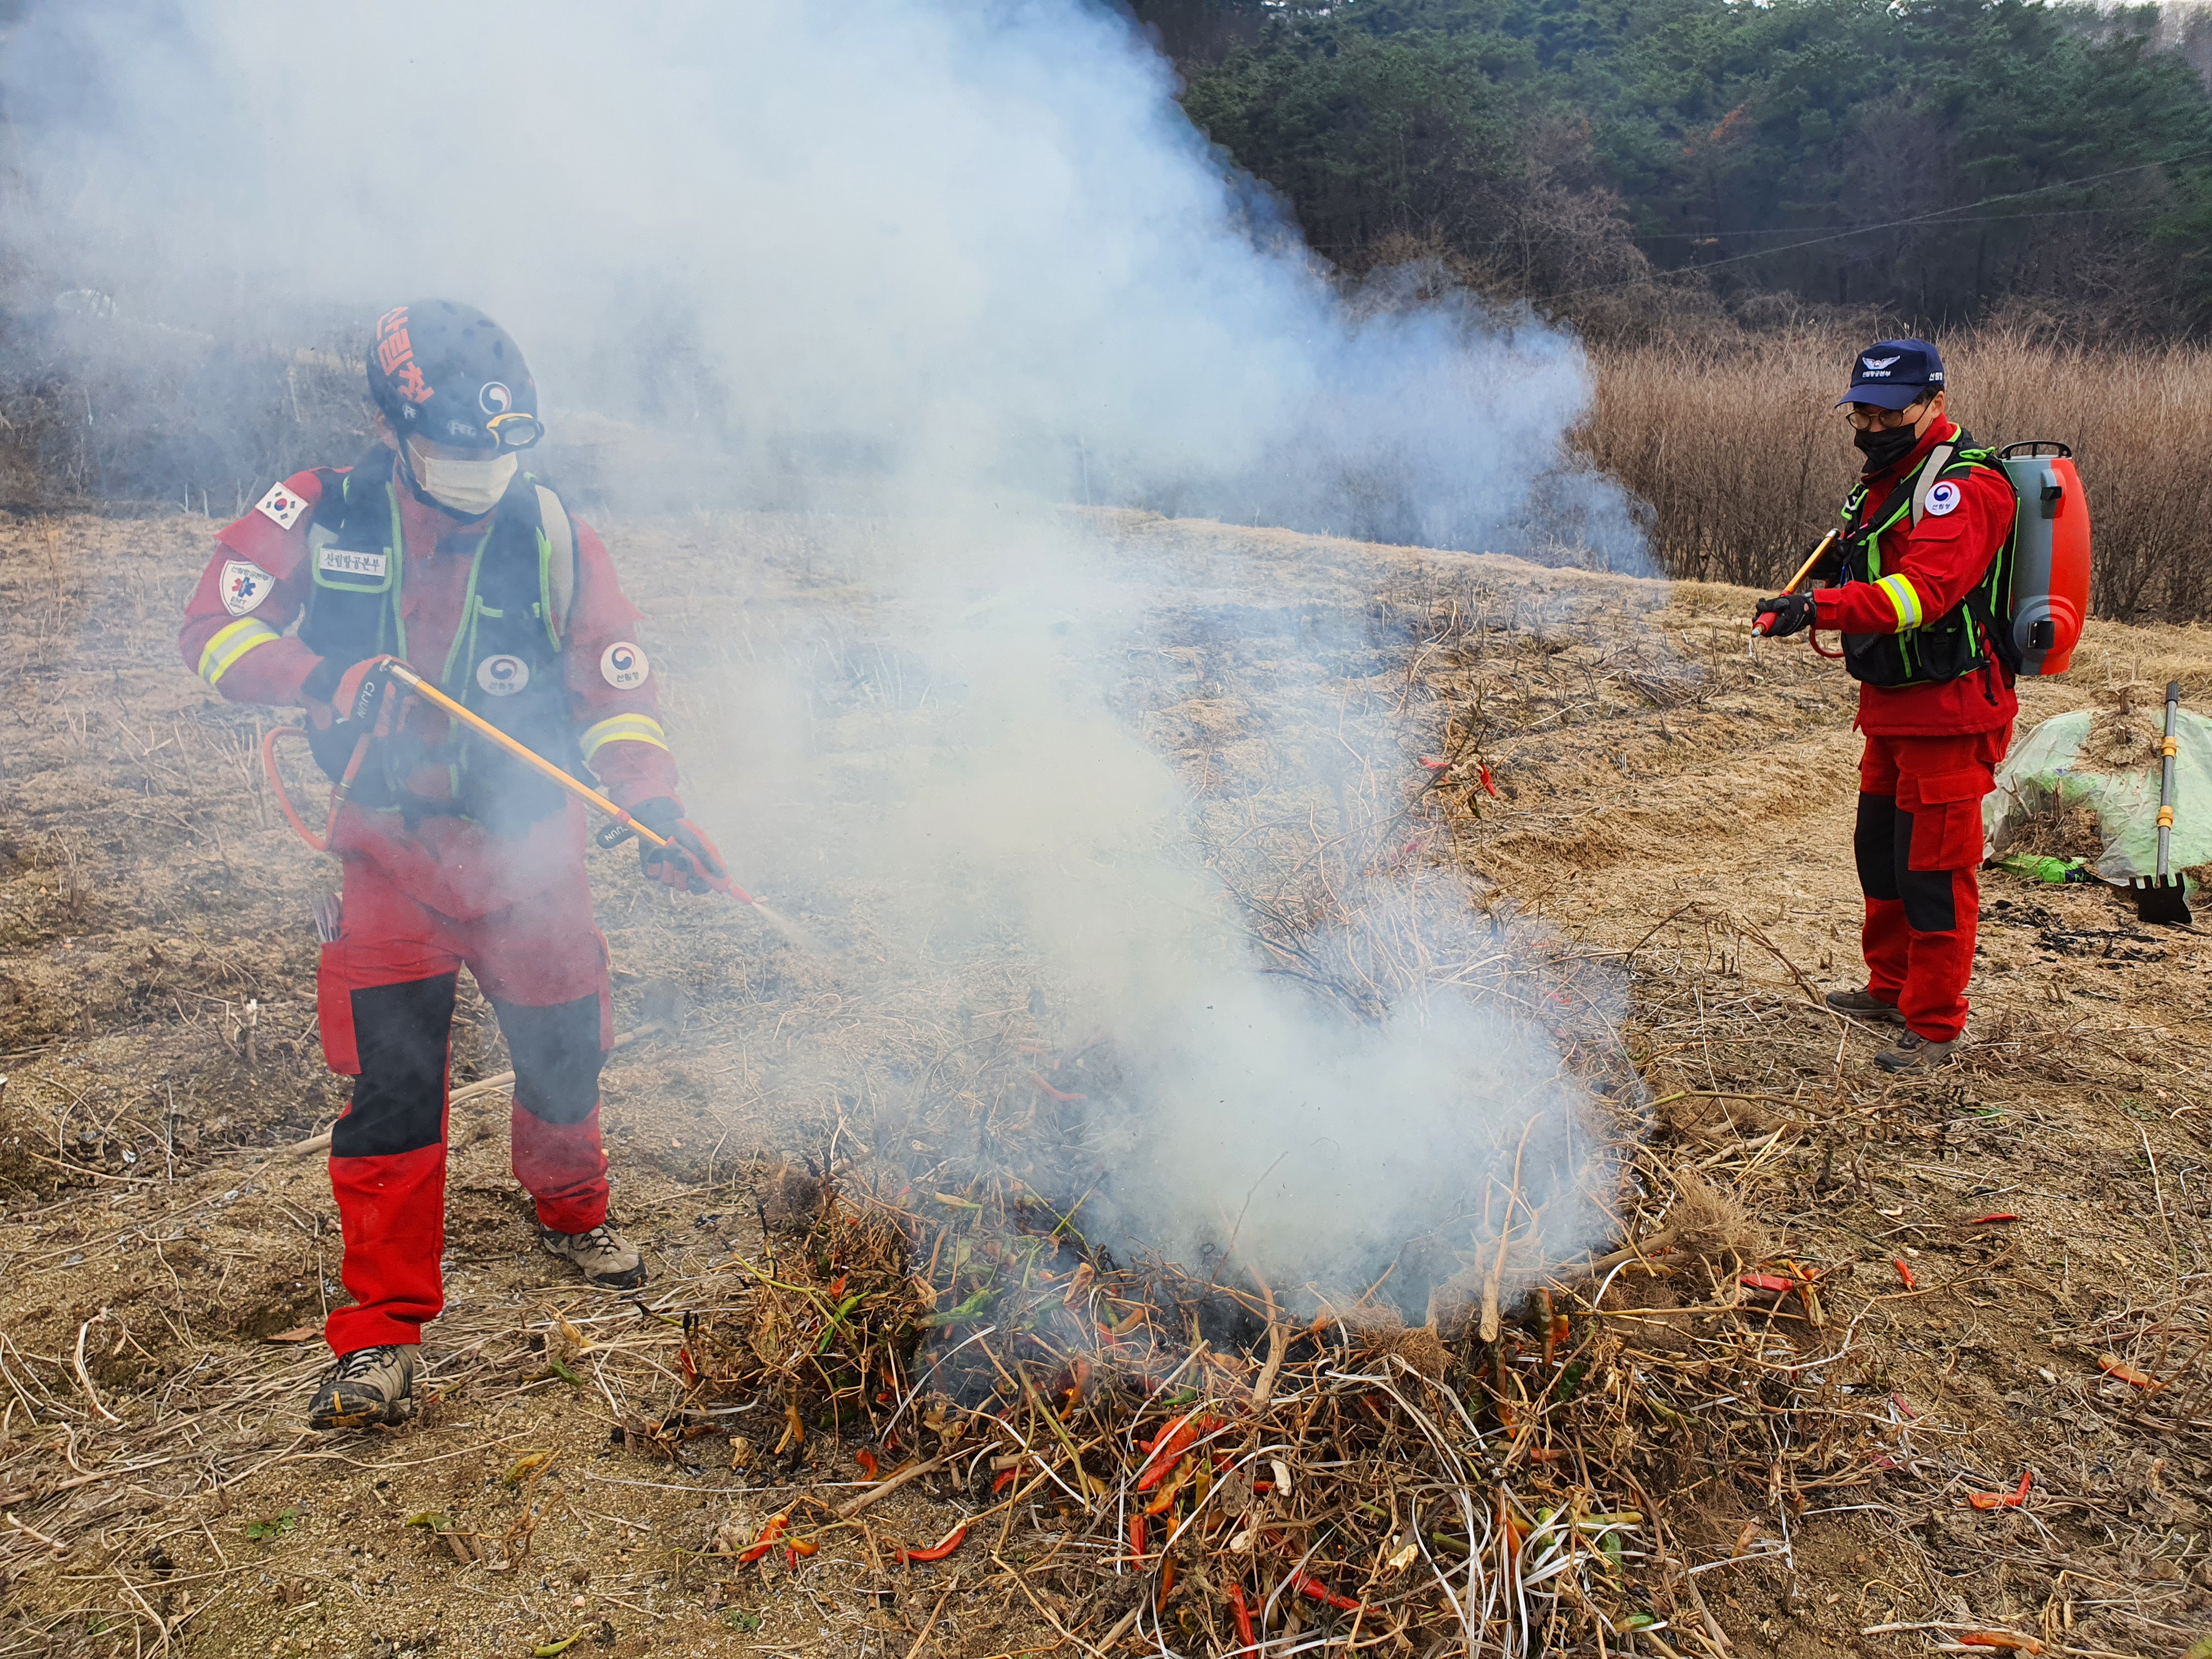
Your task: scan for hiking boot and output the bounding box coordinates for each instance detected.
[307,1344,417,1430]
[1825,988,1904,1024]
[539,1221,647,1289]
[1874,1031,1957,1073]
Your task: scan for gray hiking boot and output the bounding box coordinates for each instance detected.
[1825,988,1904,1024]
[1874,1031,1957,1073]
[307,1344,418,1430]
[539,1221,647,1289]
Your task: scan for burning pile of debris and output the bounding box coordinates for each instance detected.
[619,1017,1850,1658]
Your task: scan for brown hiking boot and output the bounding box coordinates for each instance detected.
[307,1344,418,1430]
[1825,988,1904,1024]
[539,1221,647,1289]
[1874,1031,1957,1073]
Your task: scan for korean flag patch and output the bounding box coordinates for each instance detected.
[254,481,309,530]
[1923,479,1962,518]
[219,560,274,617]
[600,641,649,690]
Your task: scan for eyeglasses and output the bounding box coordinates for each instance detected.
[1843,400,1926,431]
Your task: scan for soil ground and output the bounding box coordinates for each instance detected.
[1,504,2209,1658]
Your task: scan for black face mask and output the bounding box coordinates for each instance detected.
[1853,422,1921,472]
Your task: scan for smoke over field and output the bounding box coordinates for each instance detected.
[2,2,1638,1291]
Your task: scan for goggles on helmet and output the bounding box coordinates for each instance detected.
[485,410,545,450]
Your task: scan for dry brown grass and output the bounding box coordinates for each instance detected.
[1579,325,2212,622]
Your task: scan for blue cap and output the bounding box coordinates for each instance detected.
[1837,337,1945,410]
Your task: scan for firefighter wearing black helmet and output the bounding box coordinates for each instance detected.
[179,301,727,1431]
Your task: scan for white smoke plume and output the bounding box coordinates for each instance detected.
[2,1,1637,1294]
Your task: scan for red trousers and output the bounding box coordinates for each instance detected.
[1853,725,2011,1042]
[318,807,612,1355]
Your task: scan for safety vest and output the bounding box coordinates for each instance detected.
[298,446,581,833]
[1835,430,2022,691]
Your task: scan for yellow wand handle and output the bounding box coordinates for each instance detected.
[1779,529,1840,596]
[1752,529,1839,639]
[381,662,672,851]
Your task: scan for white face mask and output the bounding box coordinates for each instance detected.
[406,438,518,517]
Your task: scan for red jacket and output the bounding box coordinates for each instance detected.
[180,465,683,912]
[1810,418,2017,737]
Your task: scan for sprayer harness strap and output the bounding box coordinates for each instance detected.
[535,483,575,645]
[1909,441,1957,527]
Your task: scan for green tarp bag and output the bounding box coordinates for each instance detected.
[1984,697,2212,884]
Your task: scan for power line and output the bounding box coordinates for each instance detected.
[1554,141,2212,298]
[1633,204,2162,241]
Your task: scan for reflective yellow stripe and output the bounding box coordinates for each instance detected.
[1875,574,1923,633]
[197,618,280,686]
[579,713,669,763]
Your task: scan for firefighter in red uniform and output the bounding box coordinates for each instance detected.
[1755,338,2019,1073]
[179,301,726,1429]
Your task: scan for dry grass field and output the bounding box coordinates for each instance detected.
[1578,326,2212,622]
[2,503,2211,1658]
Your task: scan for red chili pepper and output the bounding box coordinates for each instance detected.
[1143,1460,1188,1515]
[1128,1515,1147,1558]
[1156,1556,1177,1608]
[1478,764,1497,797]
[992,1466,1018,1495]
[827,1274,848,1297]
[737,1513,789,1564]
[854,1449,879,1480]
[1030,1070,1087,1103]
[1970,1213,2020,1224]
[1893,1258,1917,1291]
[1967,1470,2033,1511]
[1957,1634,2044,1654]
[2098,1354,2163,1391]
[1136,1413,1214,1489]
[1740,1273,1796,1295]
[1227,1582,1256,1649]
[677,1346,699,1386]
[1291,1570,1361,1613]
[897,1522,969,1565]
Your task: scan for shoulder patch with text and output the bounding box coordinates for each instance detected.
[600,642,649,690]
[317,546,388,580]
[254,481,310,531]
[1923,479,1962,518]
[219,560,274,617]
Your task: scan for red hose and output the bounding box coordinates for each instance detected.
[262,725,337,854]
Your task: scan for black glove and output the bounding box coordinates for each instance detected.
[300,654,402,723]
[1753,592,1816,639]
[630,797,727,895]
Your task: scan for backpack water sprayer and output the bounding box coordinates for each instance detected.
[1994,442,2091,676]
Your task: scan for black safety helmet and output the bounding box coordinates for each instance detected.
[366,300,543,452]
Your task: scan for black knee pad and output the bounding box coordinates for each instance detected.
[333,973,458,1158]
[1854,793,1899,902]
[494,993,606,1126]
[1893,807,1959,932]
